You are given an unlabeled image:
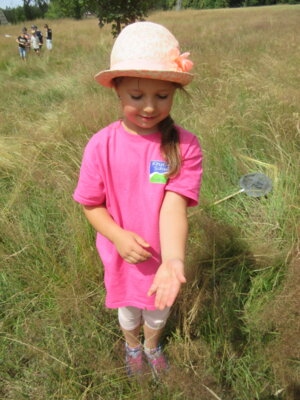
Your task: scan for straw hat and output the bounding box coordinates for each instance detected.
[95,21,194,88]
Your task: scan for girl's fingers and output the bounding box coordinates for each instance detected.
[134,236,152,257]
[154,283,169,309]
[132,245,151,259]
[125,249,145,263]
[125,256,136,264]
[135,235,150,248]
[166,285,180,307]
[153,282,181,309]
[148,261,186,307]
[124,247,151,264]
[178,274,186,283]
[127,258,144,264]
[130,249,150,263]
[147,283,157,297]
[154,288,163,309]
[160,286,176,309]
[155,288,170,310]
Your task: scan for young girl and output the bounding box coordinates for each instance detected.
[30,30,40,55]
[73,21,203,378]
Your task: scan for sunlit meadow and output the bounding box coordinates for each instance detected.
[0,5,300,399]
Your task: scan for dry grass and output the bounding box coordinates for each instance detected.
[1,5,300,399]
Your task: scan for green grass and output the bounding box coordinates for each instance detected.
[1,6,300,399]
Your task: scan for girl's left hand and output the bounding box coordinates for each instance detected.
[147,259,186,310]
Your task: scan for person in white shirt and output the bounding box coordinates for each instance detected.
[31,31,40,55]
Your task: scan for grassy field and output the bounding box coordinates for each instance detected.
[0,5,300,399]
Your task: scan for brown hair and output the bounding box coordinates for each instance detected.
[159,115,181,178]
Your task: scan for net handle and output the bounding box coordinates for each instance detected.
[211,189,245,206]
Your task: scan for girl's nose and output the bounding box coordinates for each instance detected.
[143,99,155,114]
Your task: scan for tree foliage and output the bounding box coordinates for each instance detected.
[2,0,297,26]
[87,0,155,37]
[2,0,48,23]
[46,0,85,19]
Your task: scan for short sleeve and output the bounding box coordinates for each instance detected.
[73,136,106,206]
[165,134,203,207]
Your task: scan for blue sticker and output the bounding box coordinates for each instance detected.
[150,161,169,183]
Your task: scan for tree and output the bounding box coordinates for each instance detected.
[23,0,33,20]
[21,0,49,21]
[48,0,85,19]
[87,0,155,37]
[176,0,182,9]
[36,0,49,15]
[3,6,25,23]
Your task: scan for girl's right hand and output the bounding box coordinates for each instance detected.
[113,230,152,264]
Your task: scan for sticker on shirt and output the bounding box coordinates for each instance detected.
[149,161,169,184]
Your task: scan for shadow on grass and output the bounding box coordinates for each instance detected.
[167,212,255,348]
[162,211,299,400]
[162,212,262,399]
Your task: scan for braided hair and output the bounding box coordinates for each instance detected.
[159,115,181,178]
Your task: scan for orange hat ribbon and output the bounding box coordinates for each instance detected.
[175,52,193,72]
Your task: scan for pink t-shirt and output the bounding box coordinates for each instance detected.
[73,120,203,310]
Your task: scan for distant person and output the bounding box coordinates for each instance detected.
[32,25,43,51]
[22,27,31,53]
[44,24,52,50]
[22,26,29,37]
[73,22,202,379]
[30,30,40,55]
[16,30,28,61]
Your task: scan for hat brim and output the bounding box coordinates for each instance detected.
[94,69,193,88]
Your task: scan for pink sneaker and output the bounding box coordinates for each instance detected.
[144,345,169,378]
[125,343,143,377]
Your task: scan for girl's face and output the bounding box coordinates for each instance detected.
[115,77,176,135]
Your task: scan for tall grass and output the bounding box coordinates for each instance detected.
[1,6,300,399]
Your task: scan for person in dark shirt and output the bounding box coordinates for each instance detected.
[44,24,53,50]
[16,31,28,60]
[22,27,31,53]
